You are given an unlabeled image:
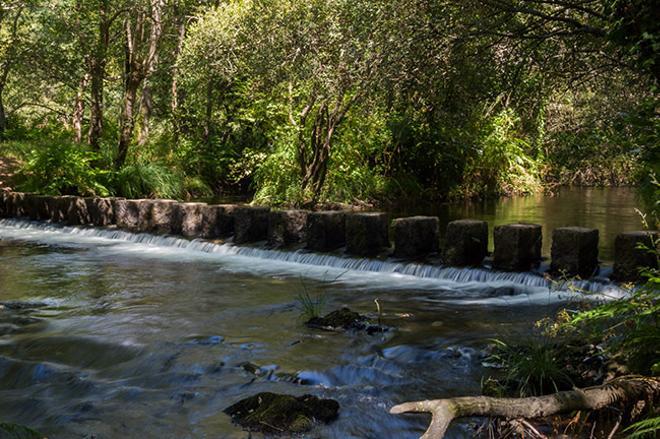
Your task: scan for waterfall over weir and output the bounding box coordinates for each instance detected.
[0,218,625,305]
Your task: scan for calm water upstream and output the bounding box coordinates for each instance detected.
[0,188,642,438]
[393,187,646,262]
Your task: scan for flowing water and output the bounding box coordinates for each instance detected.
[0,188,642,438]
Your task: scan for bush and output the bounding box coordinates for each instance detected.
[452,109,541,199]
[111,161,184,199]
[17,139,109,196]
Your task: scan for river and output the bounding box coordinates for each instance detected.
[0,188,644,438]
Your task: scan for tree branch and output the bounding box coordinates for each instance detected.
[390,376,660,439]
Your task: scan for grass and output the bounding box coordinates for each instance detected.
[295,289,326,321]
[485,339,574,397]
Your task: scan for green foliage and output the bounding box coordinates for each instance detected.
[295,290,326,321]
[452,109,541,199]
[607,0,660,84]
[0,422,43,439]
[17,139,109,196]
[625,415,660,439]
[112,161,184,199]
[567,266,660,376]
[485,339,574,397]
[1,0,658,205]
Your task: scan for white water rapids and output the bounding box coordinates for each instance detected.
[0,218,626,306]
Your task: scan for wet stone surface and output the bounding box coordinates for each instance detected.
[224,392,339,434]
[612,231,659,282]
[306,307,389,334]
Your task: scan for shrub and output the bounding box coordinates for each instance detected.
[112,161,184,199]
[17,140,109,196]
[453,109,541,199]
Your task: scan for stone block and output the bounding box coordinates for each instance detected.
[33,195,53,220]
[84,197,116,226]
[392,216,439,259]
[550,227,599,278]
[443,219,488,266]
[194,203,235,239]
[345,212,389,256]
[134,200,156,232]
[44,196,63,222]
[22,193,42,220]
[0,191,8,217]
[7,192,27,218]
[148,200,182,235]
[210,204,236,238]
[612,231,659,282]
[115,199,143,232]
[306,211,346,252]
[59,196,90,225]
[267,209,309,248]
[180,202,208,238]
[234,206,270,244]
[493,223,542,271]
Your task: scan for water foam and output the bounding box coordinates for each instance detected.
[0,219,626,305]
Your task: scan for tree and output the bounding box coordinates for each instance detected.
[115,0,165,169]
[0,1,29,136]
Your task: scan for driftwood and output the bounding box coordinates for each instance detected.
[390,376,660,439]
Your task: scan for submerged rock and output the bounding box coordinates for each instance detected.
[305,307,388,334]
[224,392,339,434]
[0,422,43,439]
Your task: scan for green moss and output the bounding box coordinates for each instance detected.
[0,422,44,439]
[224,392,339,434]
[306,307,366,330]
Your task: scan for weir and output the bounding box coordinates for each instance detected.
[0,218,623,301]
[0,191,657,285]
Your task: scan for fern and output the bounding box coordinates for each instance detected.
[625,416,660,438]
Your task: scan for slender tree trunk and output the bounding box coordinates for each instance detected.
[0,6,24,138]
[203,79,214,146]
[170,17,186,144]
[88,57,105,149]
[87,0,111,150]
[116,77,140,169]
[0,88,6,137]
[138,81,152,146]
[73,73,89,143]
[298,95,351,206]
[115,0,164,169]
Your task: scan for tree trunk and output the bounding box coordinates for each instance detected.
[170,17,186,143]
[0,88,6,137]
[115,0,164,169]
[73,74,89,143]
[298,97,348,206]
[87,0,111,150]
[116,78,140,169]
[0,6,24,138]
[138,81,153,146]
[390,376,660,439]
[203,79,214,147]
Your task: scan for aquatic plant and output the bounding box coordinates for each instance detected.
[485,339,574,397]
[295,277,327,321]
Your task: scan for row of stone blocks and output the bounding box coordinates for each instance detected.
[0,192,657,281]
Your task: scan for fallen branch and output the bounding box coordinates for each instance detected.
[390,376,660,439]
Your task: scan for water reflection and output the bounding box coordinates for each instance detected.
[391,187,645,261]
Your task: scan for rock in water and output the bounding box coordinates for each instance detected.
[306,307,387,334]
[0,422,44,439]
[224,392,339,434]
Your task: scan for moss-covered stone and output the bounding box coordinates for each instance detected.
[224,392,339,434]
[305,307,387,334]
[0,422,44,439]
